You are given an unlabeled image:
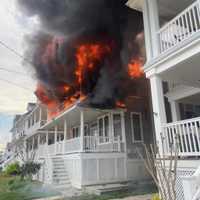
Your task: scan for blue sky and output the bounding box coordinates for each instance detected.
[0,1,37,147]
[0,114,14,149]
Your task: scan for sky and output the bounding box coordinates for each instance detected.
[0,0,37,147]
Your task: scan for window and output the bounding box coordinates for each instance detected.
[98,115,110,143]
[131,112,143,142]
[72,125,88,138]
[72,127,79,138]
[90,122,97,136]
[180,103,200,120]
[84,124,89,136]
[113,113,122,139]
[104,116,109,137]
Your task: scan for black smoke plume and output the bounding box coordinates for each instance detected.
[17,0,144,110]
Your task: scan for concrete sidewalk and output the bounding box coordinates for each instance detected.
[112,194,153,200]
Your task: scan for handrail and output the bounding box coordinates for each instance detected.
[158,0,200,33]
[157,0,200,53]
[163,116,200,127]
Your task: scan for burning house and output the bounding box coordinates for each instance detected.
[6,0,154,190]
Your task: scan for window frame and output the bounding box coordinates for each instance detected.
[72,126,80,138]
[112,112,123,140]
[97,114,111,144]
[72,124,89,138]
[130,112,144,143]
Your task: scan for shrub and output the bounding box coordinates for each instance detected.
[4,162,21,176]
[20,161,41,179]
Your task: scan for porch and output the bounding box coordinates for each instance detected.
[157,84,200,157]
[26,105,126,158]
[139,0,200,80]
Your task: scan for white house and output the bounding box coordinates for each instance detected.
[127,0,200,199]
[8,77,153,190]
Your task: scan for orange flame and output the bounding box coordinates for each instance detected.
[128,59,144,78]
[75,43,111,84]
[116,101,126,108]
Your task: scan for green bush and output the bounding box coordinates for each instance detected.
[20,161,41,179]
[4,162,21,176]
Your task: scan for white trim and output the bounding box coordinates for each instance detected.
[130,112,144,143]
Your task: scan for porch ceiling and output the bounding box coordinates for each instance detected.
[178,93,200,105]
[160,51,200,88]
[41,105,125,129]
[126,0,195,23]
[158,0,195,22]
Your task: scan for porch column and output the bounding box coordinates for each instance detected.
[24,139,28,161]
[80,110,84,152]
[39,107,42,123]
[63,119,67,154]
[54,125,58,154]
[121,111,126,153]
[142,0,153,61]
[46,130,49,146]
[37,133,40,148]
[150,75,167,154]
[32,136,35,151]
[170,101,181,122]
[34,112,37,125]
[143,0,160,58]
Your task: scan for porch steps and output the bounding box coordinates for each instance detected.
[51,156,71,189]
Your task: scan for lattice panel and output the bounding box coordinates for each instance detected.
[175,169,195,200]
[158,167,195,200]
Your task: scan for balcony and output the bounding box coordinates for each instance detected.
[26,120,47,136]
[158,0,200,54]
[162,117,200,157]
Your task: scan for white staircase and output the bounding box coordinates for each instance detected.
[52,157,71,189]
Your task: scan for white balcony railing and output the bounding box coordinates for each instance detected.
[26,120,47,135]
[158,0,200,54]
[162,117,200,156]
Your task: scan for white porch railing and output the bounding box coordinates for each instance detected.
[158,0,200,53]
[39,135,123,156]
[26,120,47,135]
[83,136,122,152]
[64,137,81,153]
[162,117,200,156]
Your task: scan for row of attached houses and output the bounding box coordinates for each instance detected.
[4,77,154,190]
[3,0,200,199]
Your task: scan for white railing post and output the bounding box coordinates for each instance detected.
[118,136,121,152]
[63,119,67,154]
[80,110,84,152]
[121,111,126,153]
[54,125,57,155]
[158,0,200,53]
[162,117,200,157]
[39,107,42,126]
[37,133,40,152]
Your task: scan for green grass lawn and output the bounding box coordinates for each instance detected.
[67,183,157,200]
[0,175,60,200]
